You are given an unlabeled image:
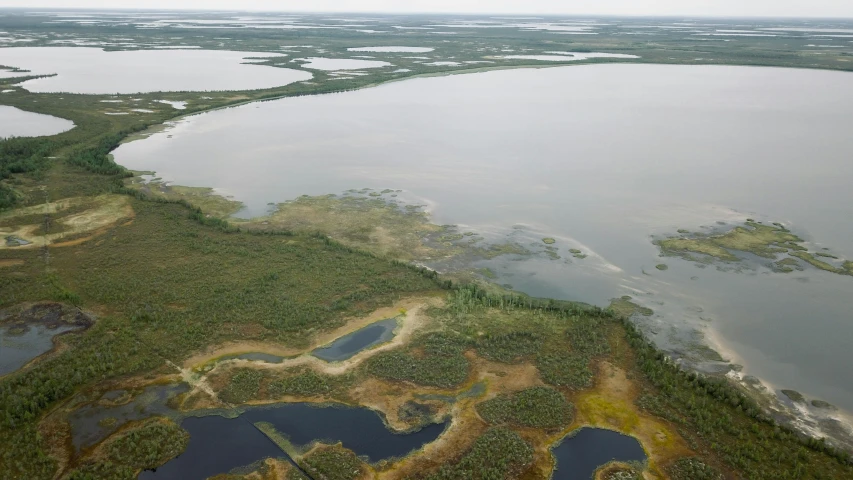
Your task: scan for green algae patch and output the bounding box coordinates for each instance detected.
[542,237,556,245]
[655,264,668,271]
[569,248,588,259]
[781,389,806,404]
[656,221,853,277]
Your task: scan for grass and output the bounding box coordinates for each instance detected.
[476,386,573,430]
[292,444,367,480]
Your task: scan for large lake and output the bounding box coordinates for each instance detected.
[0,47,312,94]
[113,65,853,424]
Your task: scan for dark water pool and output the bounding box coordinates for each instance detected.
[312,318,397,362]
[0,323,79,376]
[142,402,447,479]
[551,428,646,480]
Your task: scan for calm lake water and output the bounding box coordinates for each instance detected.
[0,105,74,137]
[0,323,78,375]
[142,403,448,479]
[113,65,853,423]
[551,428,646,480]
[312,318,397,361]
[0,47,312,93]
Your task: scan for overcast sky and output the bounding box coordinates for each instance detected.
[1,0,852,18]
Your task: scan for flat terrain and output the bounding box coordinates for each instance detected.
[2,10,853,480]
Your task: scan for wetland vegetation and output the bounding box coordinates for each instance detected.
[2,9,853,480]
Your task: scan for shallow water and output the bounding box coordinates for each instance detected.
[0,105,74,138]
[0,47,312,93]
[113,64,853,417]
[551,428,646,479]
[0,323,78,375]
[293,57,391,70]
[142,403,448,479]
[312,318,397,361]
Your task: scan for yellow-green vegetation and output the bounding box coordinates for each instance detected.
[542,237,556,245]
[655,263,668,271]
[609,297,654,318]
[476,386,573,430]
[657,221,853,276]
[124,174,244,219]
[0,194,132,249]
[569,248,588,259]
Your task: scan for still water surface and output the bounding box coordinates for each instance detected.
[142,403,448,479]
[113,64,853,417]
[0,105,74,137]
[551,428,646,480]
[0,47,312,93]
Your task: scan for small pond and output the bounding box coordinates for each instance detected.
[293,57,391,70]
[142,402,448,479]
[0,105,74,138]
[551,428,646,480]
[312,318,397,362]
[0,323,80,375]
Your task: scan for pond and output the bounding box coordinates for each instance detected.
[0,105,74,138]
[112,64,853,424]
[0,323,80,376]
[551,428,646,480]
[312,318,397,361]
[141,402,448,479]
[0,47,312,94]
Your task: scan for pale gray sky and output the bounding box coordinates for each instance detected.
[1,0,852,18]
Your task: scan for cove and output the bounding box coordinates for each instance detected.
[0,323,79,376]
[551,428,646,480]
[0,105,74,138]
[312,318,397,361]
[142,403,448,479]
[112,64,853,420]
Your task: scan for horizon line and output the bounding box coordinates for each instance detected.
[0,6,852,20]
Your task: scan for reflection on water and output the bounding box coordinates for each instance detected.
[312,318,397,361]
[142,402,448,479]
[0,47,312,93]
[551,428,646,480]
[113,64,853,417]
[0,323,79,375]
[0,105,74,138]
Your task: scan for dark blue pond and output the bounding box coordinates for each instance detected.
[312,318,397,362]
[551,428,647,480]
[141,402,447,480]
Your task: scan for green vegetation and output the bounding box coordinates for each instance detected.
[367,332,471,388]
[655,263,668,271]
[288,445,367,480]
[666,457,723,480]
[542,237,556,245]
[269,370,333,397]
[2,14,853,480]
[657,221,853,276]
[66,418,189,479]
[420,427,534,480]
[476,386,573,429]
[221,368,264,404]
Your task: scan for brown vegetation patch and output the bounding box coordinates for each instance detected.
[0,259,24,268]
